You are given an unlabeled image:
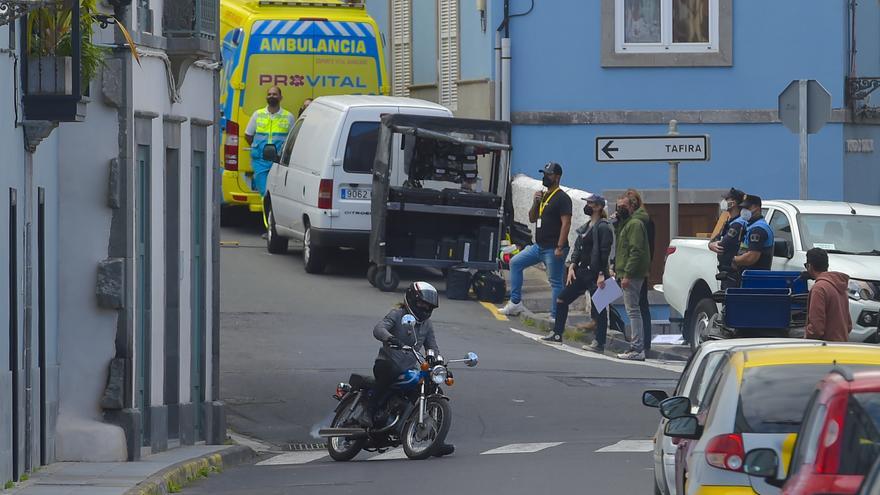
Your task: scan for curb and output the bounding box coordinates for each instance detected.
[515,311,691,362]
[123,445,255,495]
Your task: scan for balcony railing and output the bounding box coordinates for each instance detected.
[846,77,880,119]
[163,0,217,40]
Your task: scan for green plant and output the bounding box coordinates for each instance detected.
[26,0,109,92]
[167,480,182,493]
[4,480,14,489]
[197,466,210,478]
[19,474,29,482]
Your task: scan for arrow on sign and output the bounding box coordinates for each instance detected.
[601,140,619,159]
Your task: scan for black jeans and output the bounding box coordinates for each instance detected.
[370,359,401,418]
[640,280,652,352]
[553,269,609,346]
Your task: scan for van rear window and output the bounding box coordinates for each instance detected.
[343,122,380,174]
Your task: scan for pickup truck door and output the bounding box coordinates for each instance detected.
[766,208,804,271]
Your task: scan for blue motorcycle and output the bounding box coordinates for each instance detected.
[319,315,479,461]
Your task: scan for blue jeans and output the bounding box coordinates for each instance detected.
[509,243,569,318]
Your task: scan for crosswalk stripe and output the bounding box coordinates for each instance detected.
[256,451,327,466]
[367,448,408,461]
[595,440,654,453]
[480,442,563,455]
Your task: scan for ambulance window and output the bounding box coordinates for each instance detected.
[281,119,303,167]
[343,122,380,174]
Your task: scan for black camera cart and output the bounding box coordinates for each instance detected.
[368,114,512,292]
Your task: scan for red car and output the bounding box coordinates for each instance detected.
[744,368,880,495]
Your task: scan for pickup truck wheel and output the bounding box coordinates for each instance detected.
[303,225,327,274]
[689,298,718,352]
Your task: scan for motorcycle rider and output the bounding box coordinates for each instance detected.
[369,281,454,457]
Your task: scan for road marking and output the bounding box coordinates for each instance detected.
[509,327,685,373]
[256,451,328,466]
[220,241,240,247]
[367,448,408,461]
[480,302,509,321]
[228,431,280,454]
[481,442,563,455]
[596,440,654,453]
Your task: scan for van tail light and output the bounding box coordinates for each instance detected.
[705,433,745,472]
[224,121,240,171]
[665,246,676,260]
[318,179,333,210]
[815,399,847,474]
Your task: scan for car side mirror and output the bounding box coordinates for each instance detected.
[659,396,692,419]
[774,239,793,259]
[744,449,782,484]
[664,416,702,440]
[262,143,279,163]
[642,390,669,408]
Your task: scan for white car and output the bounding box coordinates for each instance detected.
[643,338,822,495]
[663,200,880,349]
[263,95,452,273]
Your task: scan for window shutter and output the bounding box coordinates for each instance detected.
[438,0,459,109]
[390,0,412,97]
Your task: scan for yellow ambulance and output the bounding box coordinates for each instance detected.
[219,0,389,215]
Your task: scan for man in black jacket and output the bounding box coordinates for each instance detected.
[544,195,614,346]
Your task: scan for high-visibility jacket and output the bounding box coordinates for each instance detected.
[250,107,292,160]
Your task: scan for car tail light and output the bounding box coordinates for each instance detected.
[705,433,745,472]
[224,121,240,171]
[318,179,333,209]
[815,398,847,474]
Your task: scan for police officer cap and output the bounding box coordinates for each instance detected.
[539,162,563,176]
[723,188,746,202]
[739,194,762,208]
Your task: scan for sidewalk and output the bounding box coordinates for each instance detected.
[507,266,691,361]
[4,444,254,495]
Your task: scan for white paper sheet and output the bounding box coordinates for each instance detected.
[591,277,623,313]
[651,334,685,345]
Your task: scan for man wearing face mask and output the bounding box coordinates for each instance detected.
[709,188,748,288]
[612,195,651,361]
[245,86,295,196]
[732,194,774,274]
[498,162,572,321]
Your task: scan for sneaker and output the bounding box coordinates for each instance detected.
[582,340,604,353]
[617,350,645,361]
[547,316,556,324]
[498,301,526,316]
[541,333,562,344]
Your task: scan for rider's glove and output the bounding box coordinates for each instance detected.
[385,336,402,348]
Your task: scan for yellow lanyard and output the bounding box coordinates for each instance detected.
[539,188,560,217]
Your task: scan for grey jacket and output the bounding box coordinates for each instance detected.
[373,307,439,371]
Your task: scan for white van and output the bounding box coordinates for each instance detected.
[264,95,453,273]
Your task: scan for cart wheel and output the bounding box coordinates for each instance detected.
[367,265,378,287]
[374,267,400,292]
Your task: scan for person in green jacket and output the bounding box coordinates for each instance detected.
[613,194,651,361]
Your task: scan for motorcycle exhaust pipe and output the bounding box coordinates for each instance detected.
[318,427,368,438]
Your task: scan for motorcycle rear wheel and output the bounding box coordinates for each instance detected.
[402,397,451,460]
[327,395,367,462]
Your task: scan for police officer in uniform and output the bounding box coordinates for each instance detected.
[732,194,774,276]
[709,188,748,288]
[245,86,295,196]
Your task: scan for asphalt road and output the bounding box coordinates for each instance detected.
[188,220,684,495]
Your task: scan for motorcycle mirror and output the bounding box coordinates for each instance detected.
[465,352,479,367]
[401,314,417,329]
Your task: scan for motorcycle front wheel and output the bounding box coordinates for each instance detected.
[402,397,451,460]
[327,395,367,462]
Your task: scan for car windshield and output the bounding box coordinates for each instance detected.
[736,365,876,434]
[798,214,880,255]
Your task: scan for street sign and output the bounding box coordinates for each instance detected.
[779,79,831,134]
[595,135,710,163]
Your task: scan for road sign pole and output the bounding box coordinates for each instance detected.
[798,79,809,199]
[668,120,680,239]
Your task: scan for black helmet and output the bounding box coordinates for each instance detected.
[405,282,439,322]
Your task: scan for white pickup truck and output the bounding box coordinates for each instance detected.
[662,200,880,350]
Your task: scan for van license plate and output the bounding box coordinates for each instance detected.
[341,188,371,200]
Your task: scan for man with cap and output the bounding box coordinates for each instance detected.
[709,188,748,288]
[732,194,775,275]
[542,194,614,345]
[498,162,572,320]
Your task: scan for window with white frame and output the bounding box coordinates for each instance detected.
[615,0,718,53]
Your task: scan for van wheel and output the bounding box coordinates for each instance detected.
[688,298,718,352]
[374,267,400,292]
[303,225,327,274]
[265,208,288,254]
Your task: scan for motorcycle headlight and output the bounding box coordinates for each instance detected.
[848,279,876,301]
[430,365,448,385]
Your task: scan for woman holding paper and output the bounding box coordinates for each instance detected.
[542,194,614,351]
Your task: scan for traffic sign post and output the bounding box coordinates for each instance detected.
[778,79,831,199]
[595,124,710,239]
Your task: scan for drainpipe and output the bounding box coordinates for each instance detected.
[494,30,501,121]
[23,151,33,472]
[501,37,510,123]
